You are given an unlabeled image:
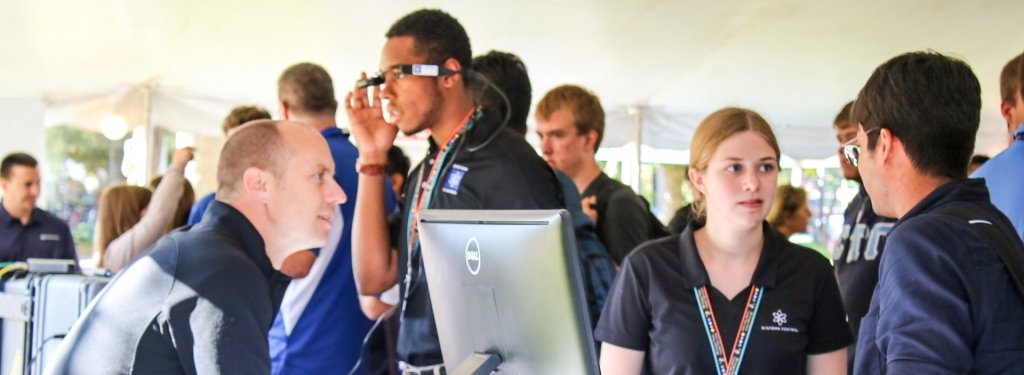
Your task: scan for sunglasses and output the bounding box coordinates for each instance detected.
[841,127,880,167]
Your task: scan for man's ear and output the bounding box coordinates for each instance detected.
[279,101,291,120]
[583,129,600,153]
[242,167,271,204]
[875,127,895,164]
[1001,99,1015,127]
[440,58,463,88]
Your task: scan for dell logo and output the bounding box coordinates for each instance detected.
[465,237,481,275]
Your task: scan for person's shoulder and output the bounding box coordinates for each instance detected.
[161,229,262,276]
[623,235,680,267]
[33,208,72,235]
[33,207,68,225]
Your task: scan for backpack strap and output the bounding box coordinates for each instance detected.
[933,204,1024,301]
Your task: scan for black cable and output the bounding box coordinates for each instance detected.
[346,310,392,375]
[463,69,512,153]
[29,333,67,367]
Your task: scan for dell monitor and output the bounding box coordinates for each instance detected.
[418,209,599,375]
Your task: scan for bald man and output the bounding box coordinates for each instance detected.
[47,120,346,375]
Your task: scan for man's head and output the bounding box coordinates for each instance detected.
[222,105,271,137]
[386,146,411,199]
[379,9,472,135]
[535,85,605,176]
[1000,52,1024,134]
[472,50,532,136]
[278,63,338,120]
[1,152,41,219]
[851,51,981,216]
[968,154,990,175]
[216,120,346,269]
[833,101,860,181]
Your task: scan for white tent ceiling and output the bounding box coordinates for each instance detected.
[2,0,1021,160]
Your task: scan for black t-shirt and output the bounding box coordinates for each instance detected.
[832,187,894,343]
[393,108,564,366]
[595,222,853,374]
[582,172,652,263]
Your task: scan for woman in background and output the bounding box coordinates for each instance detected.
[95,147,194,272]
[768,185,811,239]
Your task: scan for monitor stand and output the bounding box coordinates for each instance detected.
[451,352,501,375]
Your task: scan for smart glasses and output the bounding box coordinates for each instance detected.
[841,127,880,167]
[355,64,459,88]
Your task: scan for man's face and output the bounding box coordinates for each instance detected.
[1,165,41,216]
[379,36,443,136]
[835,124,860,181]
[536,108,594,176]
[852,124,892,217]
[264,128,346,269]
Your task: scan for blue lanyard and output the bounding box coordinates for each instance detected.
[694,285,764,375]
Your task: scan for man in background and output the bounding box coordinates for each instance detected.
[830,100,895,371]
[0,152,77,264]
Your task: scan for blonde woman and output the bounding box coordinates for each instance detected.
[596,108,851,374]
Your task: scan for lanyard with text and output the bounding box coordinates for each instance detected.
[401,107,481,300]
[694,284,764,375]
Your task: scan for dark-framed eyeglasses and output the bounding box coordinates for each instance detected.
[841,127,880,167]
[355,64,459,88]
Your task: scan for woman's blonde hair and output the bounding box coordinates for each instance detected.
[96,185,152,266]
[689,107,780,219]
[768,185,808,229]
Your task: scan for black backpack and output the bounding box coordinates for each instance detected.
[595,182,670,241]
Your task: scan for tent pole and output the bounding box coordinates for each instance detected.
[630,105,643,192]
[142,84,155,182]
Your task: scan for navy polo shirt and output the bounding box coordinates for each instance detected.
[595,223,852,374]
[0,202,77,264]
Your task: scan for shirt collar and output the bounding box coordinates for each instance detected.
[0,201,39,226]
[198,200,275,280]
[320,126,349,139]
[677,221,781,289]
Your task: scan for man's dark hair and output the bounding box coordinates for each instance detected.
[472,50,532,135]
[970,154,990,166]
[1,152,38,179]
[386,9,472,73]
[851,51,981,180]
[278,63,337,116]
[386,146,411,177]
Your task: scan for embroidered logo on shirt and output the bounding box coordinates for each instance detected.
[40,234,61,241]
[772,309,787,326]
[761,309,799,333]
[442,164,468,195]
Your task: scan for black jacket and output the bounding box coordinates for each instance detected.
[48,201,286,375]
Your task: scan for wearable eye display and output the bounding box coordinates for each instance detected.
[354,64,459,88]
